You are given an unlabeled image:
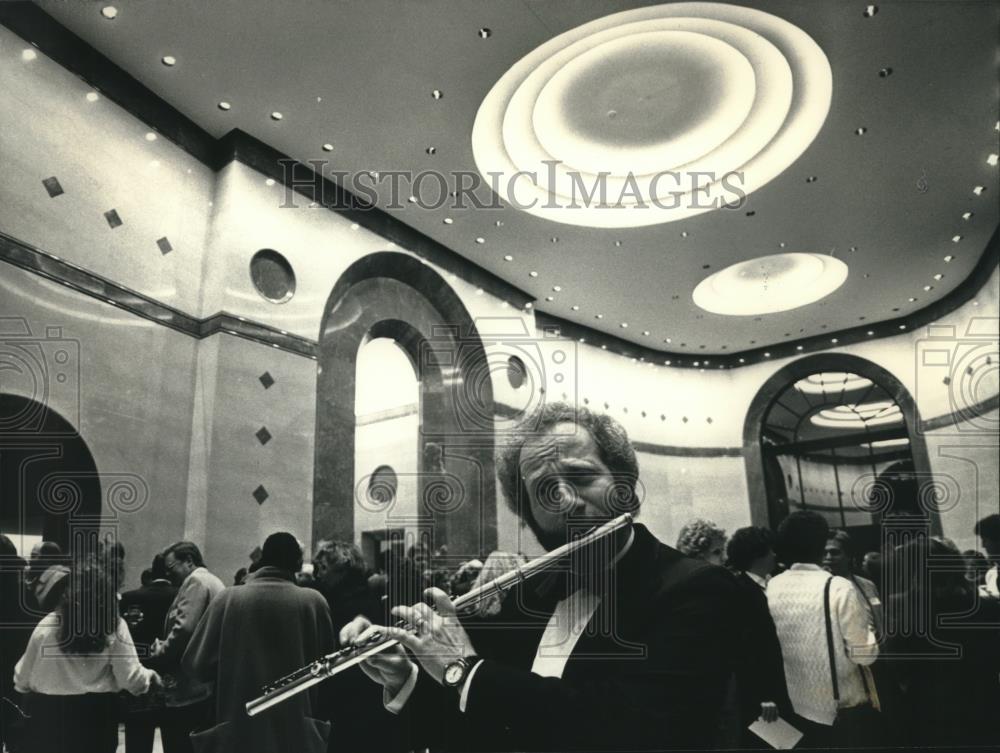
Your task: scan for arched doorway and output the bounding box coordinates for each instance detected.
[314,253,497,560]
[0,394,101,554]
[744,354,941,556]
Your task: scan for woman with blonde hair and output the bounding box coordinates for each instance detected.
[675,519,728,566]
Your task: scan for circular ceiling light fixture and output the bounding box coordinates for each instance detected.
[471,2,832,228]
[692,252,847,315]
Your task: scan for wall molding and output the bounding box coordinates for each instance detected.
[1,1,997,369]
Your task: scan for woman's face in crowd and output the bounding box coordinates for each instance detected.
[699,537,727,567]
[823,540,850,575]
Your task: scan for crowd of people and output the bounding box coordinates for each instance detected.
[0,403,998,752]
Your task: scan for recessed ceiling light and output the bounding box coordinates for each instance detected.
[86,91,99,102]
[545,296,554,302]
[407,195,417,203]
[943,255,954,262]
[693,361,700,367]
[764,352,771,357]
[796,345,803,351]
[571,305,579,311]
[962,212,973,220]
[218,101,232,111]
[867,330,874,336]
[831,338,838,343]
[739,358,746,363]
[923,285,933,291]
[614,240,622,247]
[878,67,892,78]
[681,231,689,238]
[855,127,867,135]
[601,344,607,350]
[973,186,986,195]
[426,146,436,155]
[265,178,275,186]
[529,271,538,278]
[478,27,491,38]
[620,323,628,328]
[495,220,504,227]
[933,273,943,280]
[971,301,979,306]
[642,330,650,336]
[952,235,962,243]
[21,49,37,61]
[863,5,878,17]
[322,143,333,151]
[693,253,849,316]
[431,90,443,100]
[988,154,999,167]
[552,286,561,292]
[475,237,485,244]
[145,132,157,141]
[551,237,559,243]
[849,246,858,253]
[805,176,818,183]
[908,297,916,302]
[161,55,176,67]
[350,223,360,231]
[595,314,603,319]
[899,324,906,330]
[503,254,513,261]
[443,218,453,225]
[101,6,117,19]
[270,112,283,121]
[664,360,671,365]
[524,302,533,309]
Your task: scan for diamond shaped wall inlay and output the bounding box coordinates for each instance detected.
[259,371,275,389]
[252,485,269,504]
[156,237,173,255]
[42,176,64,198]
[255,426,272,445]
[104,209,122,228]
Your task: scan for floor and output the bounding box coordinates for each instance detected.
[116,724,164,753]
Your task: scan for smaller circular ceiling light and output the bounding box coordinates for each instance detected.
[322,143,333,151]
[21,49,37,61]
[529,270,538,277]
[144,131,157,141]
[863,5,878,17]
[878,67,892,78]
[161,55,177,66]
[250,249,296,303]
[503,254,513,261]
[101,6,118,19]
[693,252,847,315]
[478,27,492,38]
[431,89,443,99]
[270,111,283,121]
[218,101,231,111]
[86,91,99,102]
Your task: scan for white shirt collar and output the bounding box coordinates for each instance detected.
[747,571,769,589]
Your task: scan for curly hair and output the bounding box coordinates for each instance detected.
[58,555,118,654]
[495,402,640,519]
[726,526,774,571]
[313,540,367,589]
[675,519,727,558]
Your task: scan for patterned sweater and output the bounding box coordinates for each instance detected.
[767,564,878,724]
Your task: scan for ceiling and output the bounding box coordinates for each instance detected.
[35,0,1000,355]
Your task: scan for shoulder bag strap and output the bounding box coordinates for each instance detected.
[823,576,840,704]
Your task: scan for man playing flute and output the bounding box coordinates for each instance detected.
[341,403,742,751]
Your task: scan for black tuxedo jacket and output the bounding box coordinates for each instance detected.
[405,524,742,751]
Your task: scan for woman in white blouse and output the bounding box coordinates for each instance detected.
[14,555,160,753]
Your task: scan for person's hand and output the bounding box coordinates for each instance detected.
[380,588,476,686]
[150,638,163,656]
[339,615,415,696]
[148,670,163,689]
[759,701,779,723]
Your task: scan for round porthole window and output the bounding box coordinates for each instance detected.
[507,356,527,389]
[367,465,398,507]
[250,249,296,303]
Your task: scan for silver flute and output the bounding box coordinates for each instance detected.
[246,512,633,716]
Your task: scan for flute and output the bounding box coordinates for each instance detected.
[246,512,632,716]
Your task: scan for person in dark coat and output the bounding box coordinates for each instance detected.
[1,535,32,752]
[120,554,179,753]
[725,526,790,745]
[341,403,741,751]
[183,533,335,753]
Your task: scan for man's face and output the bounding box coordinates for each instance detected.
[823,541,849,575]
[163,553,194,587]
[518,422,618,550]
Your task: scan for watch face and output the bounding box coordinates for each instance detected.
[444,661,465,686]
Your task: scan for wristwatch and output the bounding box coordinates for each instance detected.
[443,655,479,688]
